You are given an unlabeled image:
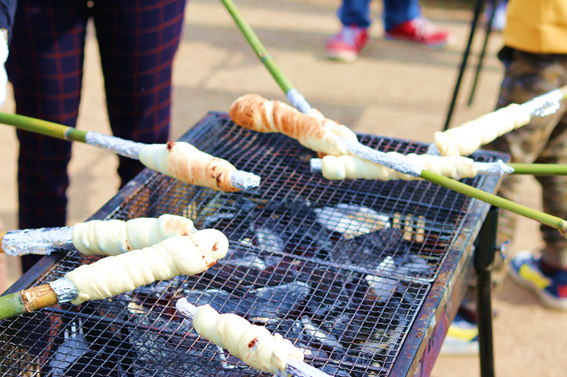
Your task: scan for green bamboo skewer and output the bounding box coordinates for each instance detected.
[222,0,567,234]
[420,170,567,234]
[220,0,293,93]
[508,163,567,176]
[0,112,87,142]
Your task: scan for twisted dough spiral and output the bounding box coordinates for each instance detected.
[434,103,531,156]
[65,229,228,305]
[140,141,239,192]
[72,214,196,256]
[321,153,477,181]
[229,93,358,156]
[193,304,304,374]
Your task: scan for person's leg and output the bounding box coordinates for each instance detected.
[382,0,454,47]
[327,0,371,61]
[338,0,373,28]
[92,0,187,187]
[5,0,90,272]
[382,0,420,31]
[485,48,567,310]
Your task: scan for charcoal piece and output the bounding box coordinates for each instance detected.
[321,365,351,376]
[314,204,390,239]
[48,334,90,376]
[300,316,344,352]
[322,311,366,346]
[304,268,354,317]
[181,289,247,316]
[247,281,311,318]
[393,254,434,277]
[252,222,285,254]
[204,254,299,291]
[48,347,124,377]
[329,227,409,268]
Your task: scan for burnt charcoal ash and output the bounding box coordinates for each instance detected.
[247,281,311,318]
[329,227,410,267]
[303,268,355,318]
[314,204,390,239]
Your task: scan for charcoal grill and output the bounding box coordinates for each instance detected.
[0,112,505,377]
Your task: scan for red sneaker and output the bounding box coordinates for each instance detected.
[326,25,369,62]
[385,17,454,47]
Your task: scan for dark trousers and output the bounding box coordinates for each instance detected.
[6,0,187,271]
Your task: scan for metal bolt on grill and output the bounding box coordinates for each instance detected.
[0,112,503,376]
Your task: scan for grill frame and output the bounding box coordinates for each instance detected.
[0,112,506,376]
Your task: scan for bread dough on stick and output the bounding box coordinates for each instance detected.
[65,229,228,305]
[139,141,239,192]
[229,93,358,155]
[192,304,304,374]
[72,214,196,256]
[321,153,477,181]
[434,103,531,156]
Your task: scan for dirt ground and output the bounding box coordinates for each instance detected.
[0,0,566,375]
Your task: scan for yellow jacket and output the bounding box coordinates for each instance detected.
[504,0,567,54]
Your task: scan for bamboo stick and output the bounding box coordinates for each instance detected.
[420,170,567,234]
[508,163,567,176]
[220,0,294,94]
[0,285,58,320]
[0,113,87,142]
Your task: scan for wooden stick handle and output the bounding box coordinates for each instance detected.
[0,284,59,320]
[0,113,87,142]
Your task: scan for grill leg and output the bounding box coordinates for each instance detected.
[474,206,499,377]
[467,0,499,106]
[442,0,486,131]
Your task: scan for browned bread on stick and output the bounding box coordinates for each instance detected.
[229,94,358,155]
[140,141,239,192]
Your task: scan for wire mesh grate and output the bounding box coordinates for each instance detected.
[0,112,500,376]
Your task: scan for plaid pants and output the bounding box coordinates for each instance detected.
[6,0,187,271]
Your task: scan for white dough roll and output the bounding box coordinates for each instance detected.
[229,93,358,156]
[65,230,229,305]
[139,141,239,192]
[321,153,477,181]
[192,304,304,374]
[72,214,196,256]
[434,103,531,156]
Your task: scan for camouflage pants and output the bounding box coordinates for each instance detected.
[486,47,567,270]
[462,47,567,313]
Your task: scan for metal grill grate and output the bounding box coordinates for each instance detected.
[0,112,500,376]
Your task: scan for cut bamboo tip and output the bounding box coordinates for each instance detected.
[0,284,58,321]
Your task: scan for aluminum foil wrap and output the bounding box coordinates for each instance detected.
[474,160,514,176]
[230,170,261,191]
[521,89,564,117]
[85,131,146,160]
[309,158,323,173]
[49,278,79,303]
[2,226,74,256]
[286,89,313,115]
[343,139,423,177]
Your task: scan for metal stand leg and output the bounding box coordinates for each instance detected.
[467,0,499,106]
[474,206,499,377]
[442,0,486,131]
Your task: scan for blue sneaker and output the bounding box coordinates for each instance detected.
[440,311,479,356]
[509,252,567,310]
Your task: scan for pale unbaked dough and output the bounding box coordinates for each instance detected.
[229,93,358,156]
[321,153,477,181]
[434,103,531,156]
[71,214,196,256]
[192,304,304,374]
[139,141,239,192]
[65,229,229,304]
